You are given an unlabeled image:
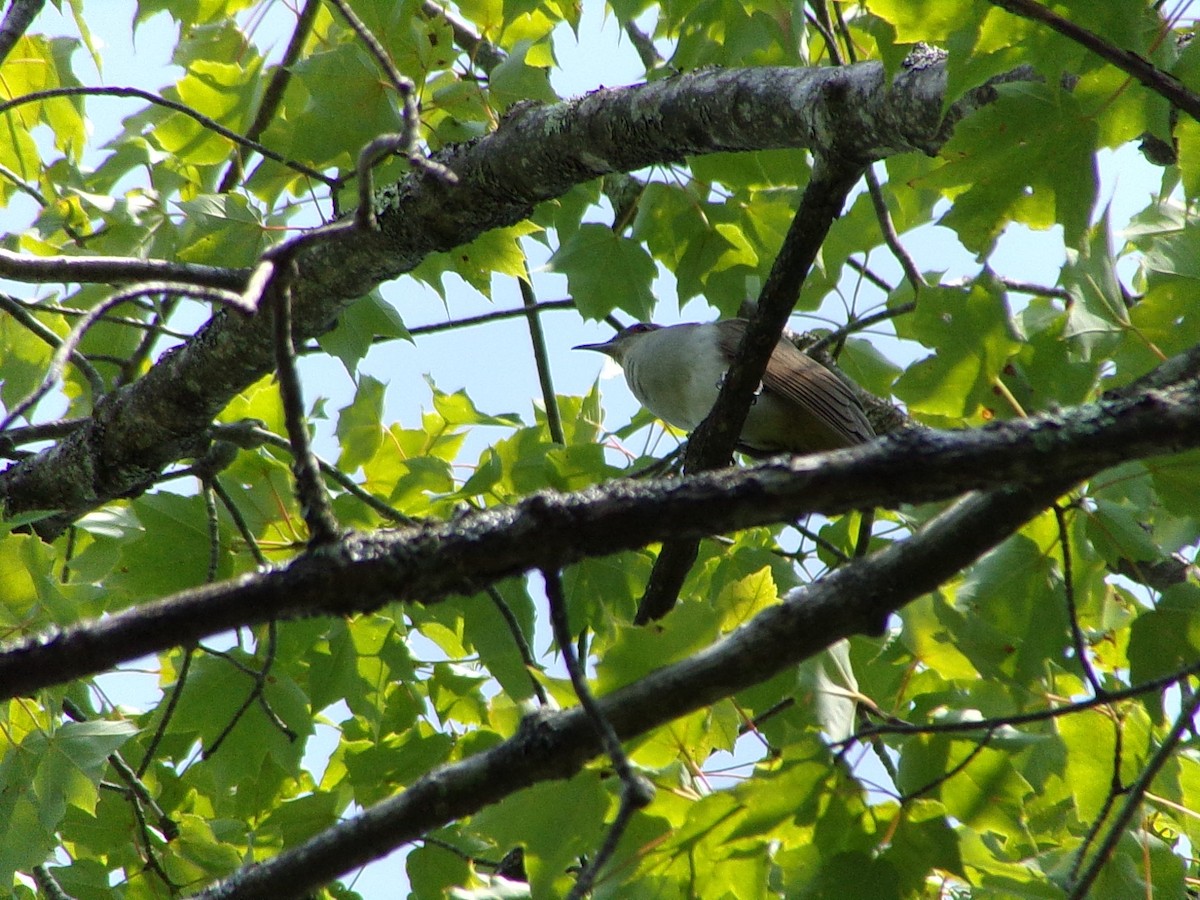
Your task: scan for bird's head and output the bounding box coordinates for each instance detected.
[572,323,662,364]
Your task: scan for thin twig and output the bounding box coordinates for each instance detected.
[218,0,321,193]
[61,697,178,840]
[137,647,194,778]
[204,623,297,758]
[844,256,895,293]
[986,0,1200,123]
[127,785,178,890]
[10,294,191,336]
[840,657,1200,747]
[409,299,576,337]
[902,728,996,802]
[995,275,1073,301]
[486,586,549,705]
[0,86,337,187]
[0,247,248,289]
[543,569,654,898]
[864,168,925,291]
[210,420,416,525]
[1068,712,1126,886]
[210,477,269,566]
[807,302,916,354]
[1055,503,1105,696]
[1068,687,1200,898]
[0,292,105,395]
[519,268,565,444]
[0,281,254,431]
[270,269,340,545]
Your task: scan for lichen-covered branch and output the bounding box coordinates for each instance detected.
[0,60,1013,539]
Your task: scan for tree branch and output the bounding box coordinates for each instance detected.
[195,477,1068,899]
[637,157,865,623]
[0,0,44,65]
[0,248,249,290]
[985,0,1200,123]
[4,373,1200,699]
[0,60,1010,540]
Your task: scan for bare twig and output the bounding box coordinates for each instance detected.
[0,281,255,431]
[902,728,996,802]
[986,0,1200,123]
[0,292,105,395]
[864,168,925,291]
[840,657,1200,747]
[543,568,654,899]
[270,268,341,546]
[218,0,322,193]
[210,477,269,566]
[61,698,179,841]
[137,647,194,777]
[0,87,337,187]
[1054,503,1105,696]
[519,269,565,444]
[486,586,549,705]
[1068,712,1125,886]
[1068,686,1200,898]
[0,247,248,290]
[203,623,297,758]
[845,256,895,293]
[407,300,577,337]
[994,275,1073,302]
[217,421,415,525]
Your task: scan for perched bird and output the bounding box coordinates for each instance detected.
[574,319,874,455]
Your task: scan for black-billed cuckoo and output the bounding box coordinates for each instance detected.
[575,319,874,455]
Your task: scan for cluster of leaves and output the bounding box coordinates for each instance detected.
[2,0,1200,898]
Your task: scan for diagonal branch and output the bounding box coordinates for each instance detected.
[4,371,1200,700]
[0,86,337,187]
[217,0,321,193]
[194,479,1067,899]
[637,158,866,623]
[0,0,44,65]
[0,60,1014,541]
[985,0,1200,123]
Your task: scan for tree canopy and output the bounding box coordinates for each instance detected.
[2,1,1200,898]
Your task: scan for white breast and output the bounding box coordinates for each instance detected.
[621,325,727,431]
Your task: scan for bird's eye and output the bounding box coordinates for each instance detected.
[625,323,655,336]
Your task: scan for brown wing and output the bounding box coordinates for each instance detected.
[716,319,875,447]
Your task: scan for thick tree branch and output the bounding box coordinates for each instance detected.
[4,374,1200,700]
[0,60,1017,539]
